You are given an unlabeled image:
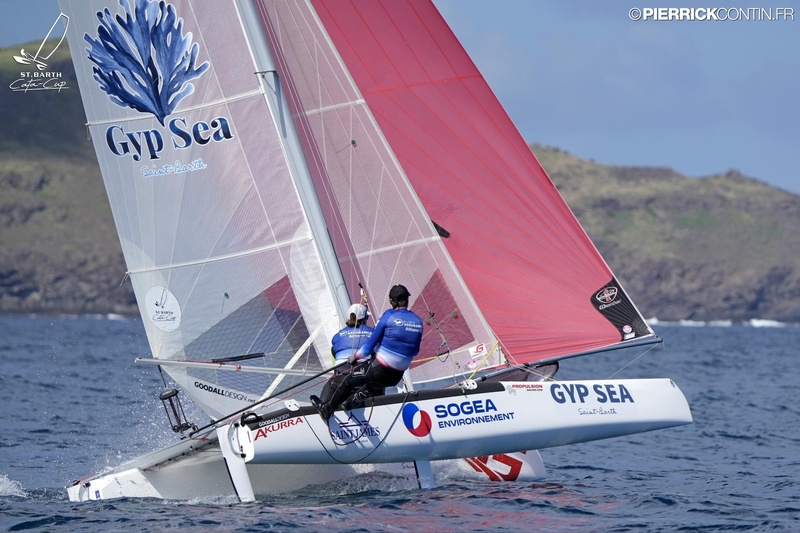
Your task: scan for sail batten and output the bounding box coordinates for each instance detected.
[125,233,314,274]
[339,235,443,260]
[84,89,266,126]
[298,99,368,117]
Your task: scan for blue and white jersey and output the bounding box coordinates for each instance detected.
[356,308,423,371]
[331,325,374,364]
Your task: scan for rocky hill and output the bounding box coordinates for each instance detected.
[0,40,134,315]
[1,41,798,322]
[535,148,800,322]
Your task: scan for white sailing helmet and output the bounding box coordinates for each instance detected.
[347,303,369,320]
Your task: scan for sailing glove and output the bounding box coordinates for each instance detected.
[348,353,358,364]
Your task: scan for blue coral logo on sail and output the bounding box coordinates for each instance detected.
[84,0,233,163]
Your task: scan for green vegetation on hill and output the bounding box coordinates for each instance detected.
[0,41,798,321]
[0,40,133,314]
[535,146,800,321]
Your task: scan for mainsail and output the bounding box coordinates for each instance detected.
[62,0,349,418]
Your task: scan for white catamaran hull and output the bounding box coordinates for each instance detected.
[66,376,689,502]
[66,432,547,502]
[235,379,691,465]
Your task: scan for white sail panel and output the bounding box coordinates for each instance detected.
[62,0,341,416]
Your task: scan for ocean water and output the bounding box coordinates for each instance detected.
[0,315,798,532]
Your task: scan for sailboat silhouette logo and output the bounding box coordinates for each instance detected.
[13,13,69,71]
[145,285,182,333]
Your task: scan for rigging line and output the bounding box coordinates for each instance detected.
[359,282,370,317]
[425,312,450,361]
[158,366,168,388]
[499,335,664,370]
[340,283,371,357]
[84,89,264,126]
[466,341,501,382]
[303,409,371,461]
[188,360,349,437]
[606,342,661,379]
[519,364,557,380]
[256,379,322,414]
[135,358,317,377]
[413,350,467,365]
[307,391,414,465]
[328,397,376,447]
[259,320,331,400]
[125,234,312,275]
[414,334,485,365]
[253,380,316,416]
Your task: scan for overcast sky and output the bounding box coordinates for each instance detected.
[2,0,798,194]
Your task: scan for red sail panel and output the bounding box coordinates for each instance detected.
[312,0,639,363]
[254,0,504,383]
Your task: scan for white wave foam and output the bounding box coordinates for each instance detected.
[749,319,786,328]
[708,320,733,327]
[649,317,795,327]
[0,474,26,497]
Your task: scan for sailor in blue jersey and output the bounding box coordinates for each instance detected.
[310,284,423,421]
[331,303,373,371]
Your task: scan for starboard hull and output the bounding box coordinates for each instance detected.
[234,379,692,465]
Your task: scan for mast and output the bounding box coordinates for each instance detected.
[249,1,503,386]
[235,0,351,318]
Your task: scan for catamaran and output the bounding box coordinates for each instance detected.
[60,0,691,502]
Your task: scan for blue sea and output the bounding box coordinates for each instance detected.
[1,315,798,532]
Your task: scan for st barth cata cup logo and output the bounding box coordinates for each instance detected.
[83,0,209,125]
[145,286,182,333]
[9,13,70,93]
